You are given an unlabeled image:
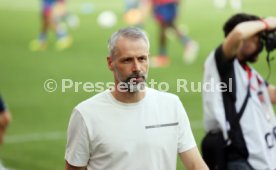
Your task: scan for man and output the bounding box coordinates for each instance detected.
[203,13,276,170]
[65,27,208,170]
[149,0,199,67]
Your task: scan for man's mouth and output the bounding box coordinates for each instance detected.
[129,76,144,82]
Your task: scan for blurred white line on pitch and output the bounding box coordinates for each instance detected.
[5,132,66,144]
[4,120,203,144]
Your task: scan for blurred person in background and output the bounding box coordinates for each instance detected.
[29,0,75,51]
[202,13,276,170]
[149,0,199,67]
[0,96,11,144]
[0,96,11,170]
[124,0,151,27]
[213,0,242,11]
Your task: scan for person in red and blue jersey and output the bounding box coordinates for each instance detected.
[150,0,199,67]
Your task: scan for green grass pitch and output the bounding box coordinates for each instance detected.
[0,0,276,169]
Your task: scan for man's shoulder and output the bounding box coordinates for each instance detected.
[75,90,109,110]
[147,88,179,101]
[205,45,222,65]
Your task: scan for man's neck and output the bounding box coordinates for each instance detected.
[111,89,146,103]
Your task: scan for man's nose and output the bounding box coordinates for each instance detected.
[132,59,141,72]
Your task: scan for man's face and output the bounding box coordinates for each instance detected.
[107,37,149,92]
[239,35,262,63]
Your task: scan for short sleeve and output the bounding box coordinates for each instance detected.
[176,98,197,153]
[214,44,235,77]
[65,109,90,167]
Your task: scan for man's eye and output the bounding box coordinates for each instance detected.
[138,57,147,61]
[123,58,132,63]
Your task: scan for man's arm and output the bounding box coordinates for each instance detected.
[65,161,86,170]
[0,111,11,144]
[179,147,209,170]
[223,20,266,60]
[222,17,276,60]
[65,110,90,170]
[268,85,276,104]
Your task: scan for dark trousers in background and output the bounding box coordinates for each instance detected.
[227,160,254,170]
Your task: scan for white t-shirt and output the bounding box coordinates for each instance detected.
[65,88,196,170]
[203,46,276,170]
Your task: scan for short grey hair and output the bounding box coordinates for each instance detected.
[108,27,150,57]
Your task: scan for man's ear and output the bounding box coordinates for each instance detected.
[107,56,114,71]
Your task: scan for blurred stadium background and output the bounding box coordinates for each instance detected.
[0,0,276,169]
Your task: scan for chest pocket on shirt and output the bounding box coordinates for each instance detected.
[144,122,178,147]
[145,122,179,129]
